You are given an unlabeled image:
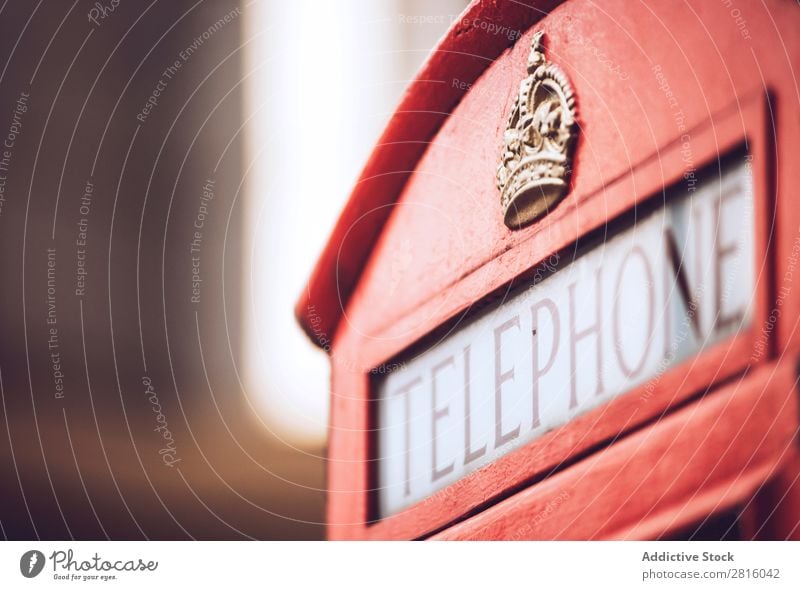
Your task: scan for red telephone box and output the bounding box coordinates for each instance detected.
[296,0,800,540]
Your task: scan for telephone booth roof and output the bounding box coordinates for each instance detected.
[294,0,555,346]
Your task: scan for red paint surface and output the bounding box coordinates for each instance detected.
[297,0,800,539]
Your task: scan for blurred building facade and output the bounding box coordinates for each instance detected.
[0,0,466,539]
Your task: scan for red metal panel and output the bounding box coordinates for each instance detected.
[318,0,800,540]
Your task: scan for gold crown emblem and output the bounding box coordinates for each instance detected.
[496,32,577,229]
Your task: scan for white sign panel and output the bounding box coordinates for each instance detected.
[376,156,755,517]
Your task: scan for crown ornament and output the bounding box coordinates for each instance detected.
[496,32,577,229]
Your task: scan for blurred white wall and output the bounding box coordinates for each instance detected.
[242,0,468,446]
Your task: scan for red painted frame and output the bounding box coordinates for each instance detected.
[327,93,774,540]
[305,0,800,540]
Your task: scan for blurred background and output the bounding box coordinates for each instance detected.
[0,0,467,539]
